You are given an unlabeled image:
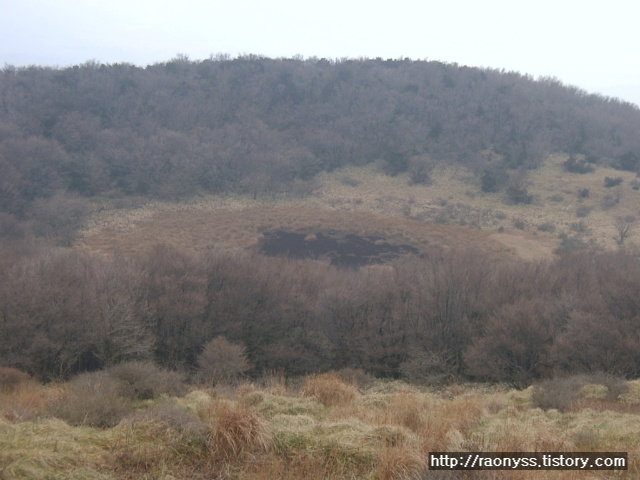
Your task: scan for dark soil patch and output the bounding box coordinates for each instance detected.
[259,231,420,267]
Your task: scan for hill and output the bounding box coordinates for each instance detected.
[2,55,640,386]
[1,55,640,223]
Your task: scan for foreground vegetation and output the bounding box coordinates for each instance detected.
[1,368,639,479]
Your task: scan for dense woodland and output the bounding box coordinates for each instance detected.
[1,242,640,387]
[2,56,640,386]
[1,55,640,219]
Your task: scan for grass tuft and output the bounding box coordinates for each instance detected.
[301,372,359,407]
[377,446,427,480]
[206,401,272,460]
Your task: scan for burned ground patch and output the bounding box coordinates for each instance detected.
[259,230,420,267]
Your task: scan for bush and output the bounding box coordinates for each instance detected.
[340,175,360,187]
[399,351,454,385]
[506,186,533,205]
[51,371,130,427]
[124,401,209,442]
[555,233,588,253]
[576,205,592,218]
[107,361,186,400]
[301,372,358,407]
[570,220,589,234]
[0,367,32,393]
[564,156,594,174]
[537,222,556,233]
[532,374,628,412]
[601,194,619,210]
[481,169,507,193]
[532,376,585,411]
[604,176,623,188]
[407,155,433,185]
[197,337,251,385]
[30,191,92,246]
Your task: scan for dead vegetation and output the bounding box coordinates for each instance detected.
[78,154,640,264]
[1,374,639,479]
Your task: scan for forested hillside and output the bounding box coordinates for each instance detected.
[1,55,640,218]
[2,56,640,386]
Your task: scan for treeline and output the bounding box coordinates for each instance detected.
[2,242,639,387]
[1,55,640,216]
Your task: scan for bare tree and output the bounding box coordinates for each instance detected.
[614,216,636,245]
[197,336,251,384]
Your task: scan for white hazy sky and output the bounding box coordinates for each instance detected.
[2,0,640,105]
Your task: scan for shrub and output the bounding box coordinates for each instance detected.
[601,194,619,209]
[0,367,32,393]
[616,151,639,172]
[301,372,358,407]
[604,176,623,188]
[464,297,566,388]
[30,191,92,246]
[576,205,592,218]
[124,401,209,442]
[532,374,628,412]
[399,351,453,386]
[564,156,594,174]
[197,337,251,385]
[506,186,533,205]
[107,361,186,400]
[570,220,589,234]
[481,169,507,193]
[532,376,585,412]
[340,175,360,187]
[513,218,526,230]
[51,371,130,427]
[556,233,588,253]
[537,222,556,233]
[407,155,433,185]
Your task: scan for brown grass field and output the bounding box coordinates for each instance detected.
[1,373,639,479]
[77,155,640,262]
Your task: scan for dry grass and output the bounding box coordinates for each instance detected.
[377,446,428,480]
[301,372,359,407]
[0,417,114,479]
[2,374,640,479]
[204,400,272,461]
[76,162,561,262]
[0,367,32,393]
[77,156,640,266]
[0,382,64,423]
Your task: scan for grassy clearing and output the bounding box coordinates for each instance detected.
[1,374,639,479]
[78,155,640,263]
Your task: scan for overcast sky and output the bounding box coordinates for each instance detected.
[2,0,639,105]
